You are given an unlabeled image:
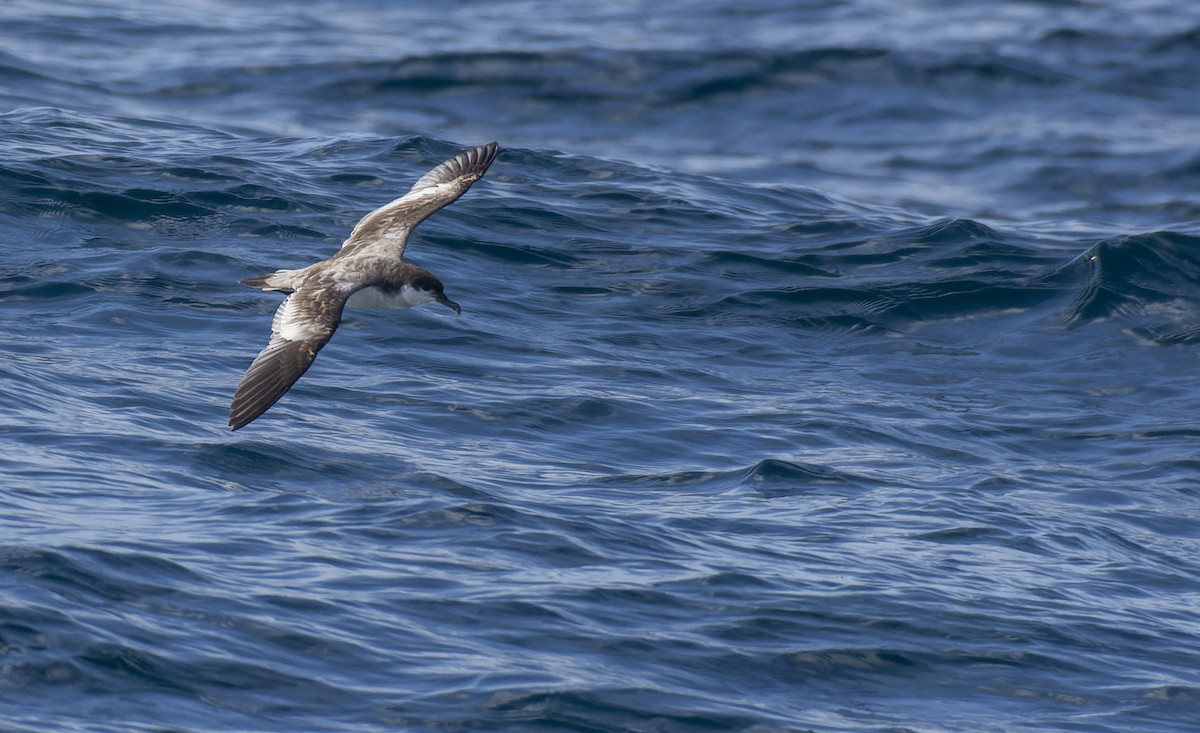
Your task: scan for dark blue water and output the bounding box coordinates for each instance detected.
[3,1,1200,731]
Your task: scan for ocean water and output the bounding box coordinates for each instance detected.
[3,1,1200,731]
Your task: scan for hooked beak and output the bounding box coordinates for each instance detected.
[437,294,461,315]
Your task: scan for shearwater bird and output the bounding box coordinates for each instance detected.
[229,141,499,431]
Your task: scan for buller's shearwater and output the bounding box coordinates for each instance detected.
[229,141,499,430]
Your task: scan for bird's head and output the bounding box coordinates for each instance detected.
[410,270,461,315]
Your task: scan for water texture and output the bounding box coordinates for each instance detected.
[2,1,1200,731]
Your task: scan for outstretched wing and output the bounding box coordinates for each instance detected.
[229,277,350,430]
[336,142,499,260]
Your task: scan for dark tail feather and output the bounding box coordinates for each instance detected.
[240,275,293,293]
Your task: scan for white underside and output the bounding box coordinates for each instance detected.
[274,295,323,341]
[345,284,435,309]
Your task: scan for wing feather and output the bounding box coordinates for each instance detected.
[229,279,349,430]
[336,142,498,259]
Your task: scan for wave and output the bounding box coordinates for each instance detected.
[0,544,361,725]
[605,457,871,495]
[1057,230,1200,343]
[8,106,1197,354]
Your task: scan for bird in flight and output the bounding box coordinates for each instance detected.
[229,142,499,430]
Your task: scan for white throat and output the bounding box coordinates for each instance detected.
[346,284,438,310]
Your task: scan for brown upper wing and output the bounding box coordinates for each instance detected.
[229,278,350,430]
[335,142,498,260]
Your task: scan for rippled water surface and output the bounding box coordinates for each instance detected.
[3,2,1200,731]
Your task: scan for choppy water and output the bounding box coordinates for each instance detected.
[3,1,1200,731]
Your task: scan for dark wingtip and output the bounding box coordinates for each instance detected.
[228,407,252,431]
[409,141,500,193]
[467,141,499,175]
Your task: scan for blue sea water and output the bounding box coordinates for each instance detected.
[3,1,1200,731]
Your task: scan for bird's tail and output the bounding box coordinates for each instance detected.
[240,268,304,293]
